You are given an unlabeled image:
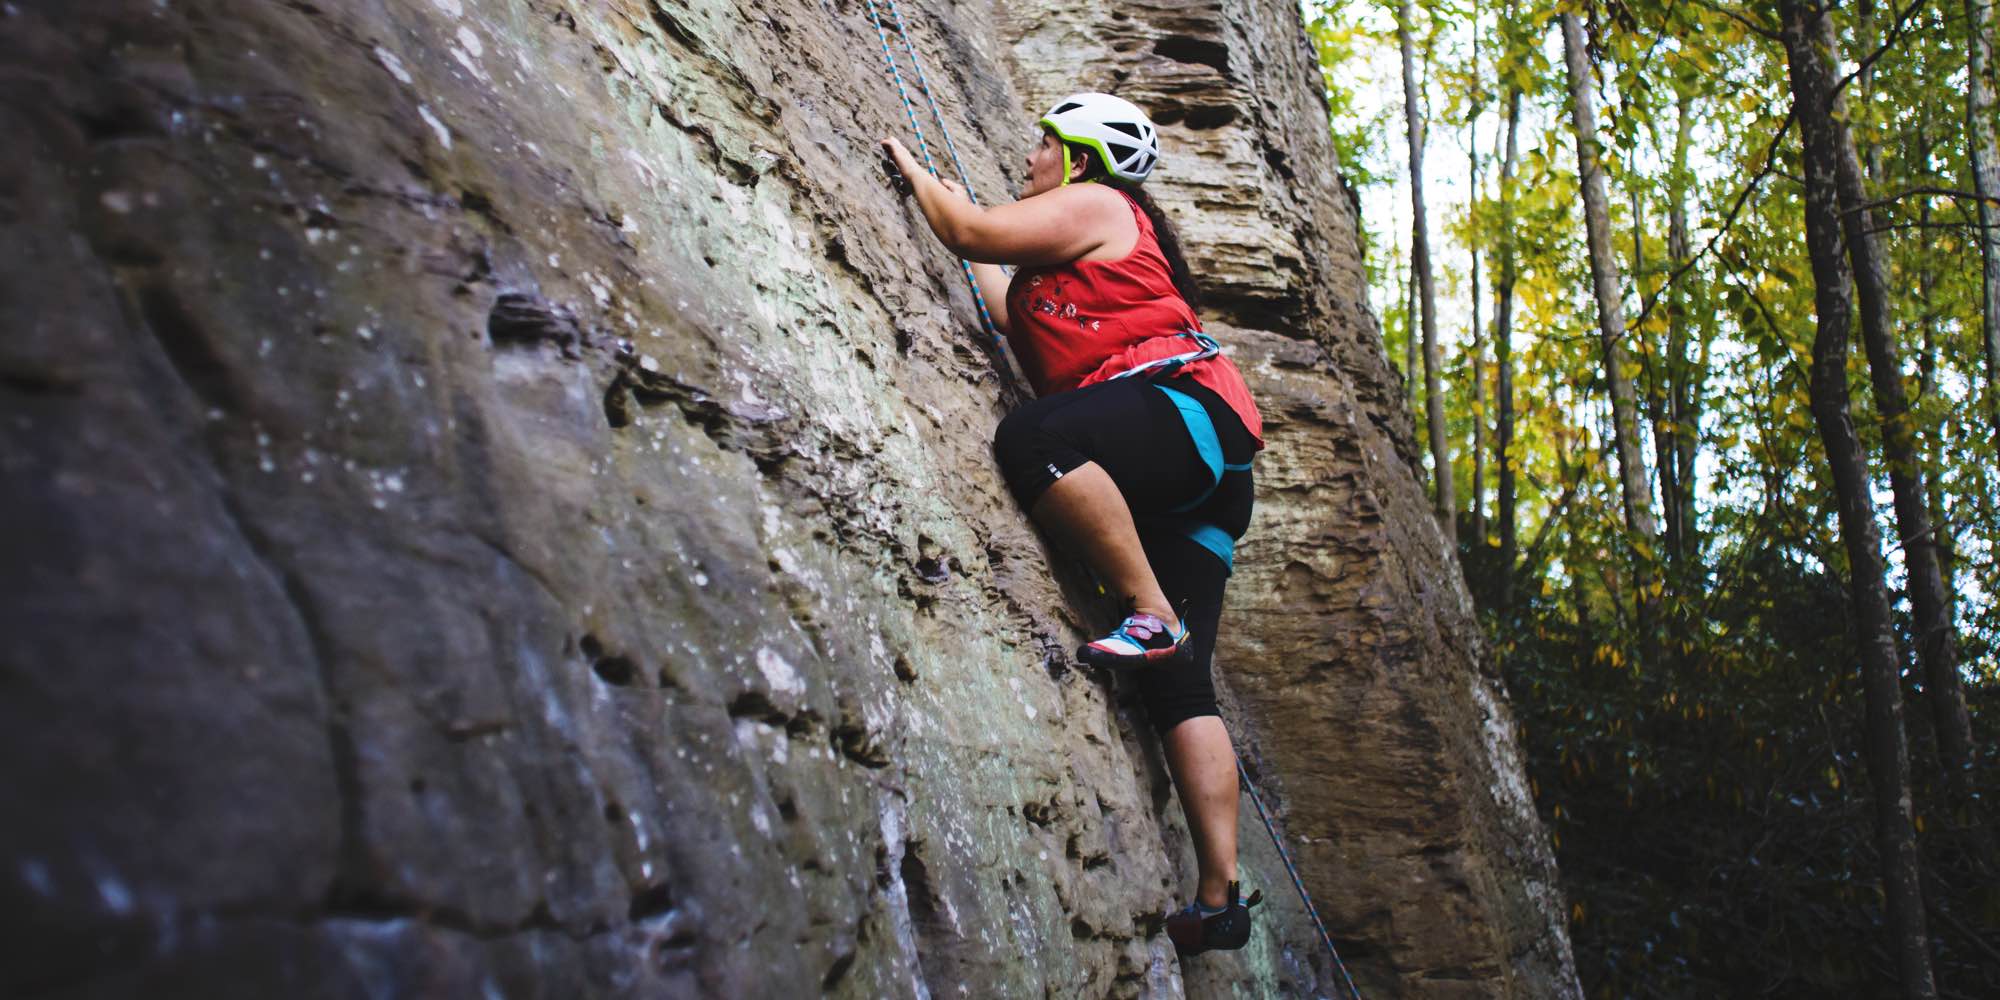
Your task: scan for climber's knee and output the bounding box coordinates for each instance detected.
[992,402,1083,511]
[1145,671,1221,735]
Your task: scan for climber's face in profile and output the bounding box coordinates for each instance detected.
[1023,129,1079,199]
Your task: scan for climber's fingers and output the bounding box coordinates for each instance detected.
[880,137,921,178]
[937,177,966,199]
[879,141,913,195]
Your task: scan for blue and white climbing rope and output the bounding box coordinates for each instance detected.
[884,0,982,207]
[861,0,1003,346]
[1239,758,1364,1000]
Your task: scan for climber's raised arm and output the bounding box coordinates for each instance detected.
[881,136,1132,267]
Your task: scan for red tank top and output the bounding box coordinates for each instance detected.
[1005,191,1265,448]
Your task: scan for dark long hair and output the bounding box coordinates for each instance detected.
[1068,145,1203,312]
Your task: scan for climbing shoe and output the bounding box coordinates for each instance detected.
[1166,882,1262,956]
[1077,612,1190,668]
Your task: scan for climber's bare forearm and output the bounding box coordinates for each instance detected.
[969,261,1011,332]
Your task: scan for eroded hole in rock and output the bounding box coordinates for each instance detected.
[628,881,674,923]
[1184,105,1239,130]
[821,951,857,991]
[603,378,635,429]
[580,634,605,660]
[727,690,787,724]
[458,188,509,234]
[832,722,891,769]
[1153,35,1230,74]
[487,291,579,350]
[777,796,799,822]
[900,846,940,930]
[79,100,160,143]
[603,801,626,824]
[1070,916,1094,939]
[1024,799,1057,827]
[785,711,818,738]
[409,777,427,795]
[892,655,918,684]
[912,556,949,584]
[654,928,699,973]
[1263,145,1294,179]
[592,654,640,687]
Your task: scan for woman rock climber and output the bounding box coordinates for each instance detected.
[883,92,1264,956]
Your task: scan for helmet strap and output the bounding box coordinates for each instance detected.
[1059,142,1073,187]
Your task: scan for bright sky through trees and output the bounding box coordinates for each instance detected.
[1302,0,1999,992]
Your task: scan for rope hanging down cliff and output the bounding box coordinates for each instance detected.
[1240,759,1364,999]
[861,0,1003,346]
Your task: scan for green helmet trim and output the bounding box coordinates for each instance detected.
[1041,118,1114,187]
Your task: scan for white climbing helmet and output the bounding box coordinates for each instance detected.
[1039,92,1160,185]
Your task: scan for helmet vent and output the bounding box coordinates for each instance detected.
[1107,142,1140,162]
[1105,121,1145,140]
[1051,101,1084,115]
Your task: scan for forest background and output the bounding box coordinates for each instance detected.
[1300,0,1999,995]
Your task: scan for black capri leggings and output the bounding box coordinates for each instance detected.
[991,375,1255,733]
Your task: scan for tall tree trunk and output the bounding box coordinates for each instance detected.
[1779,5,1938,996]
[1495,86,1522,610]
[1970,0,2000,433]
[1401,0,1455,534]
[1469,13,1487,546]
[1823,16,1981,821]
[1667,90,1698,568]
[1394,223,1415,405]
[1637,178,1678,582]
[1559,12,1658,627]
[1407,239,1419,409]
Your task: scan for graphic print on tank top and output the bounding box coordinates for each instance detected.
[1021,273,1103,335]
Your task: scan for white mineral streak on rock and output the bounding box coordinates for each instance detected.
[450,44,485,80]
[754,647,804,697]
[416,104,452,150]
[99,190,133,214]
[428,0,462,16]
[372,45,413,84]
[1473,675,1534,819]
[877,799,933,1000]
[1007,676,1037,720]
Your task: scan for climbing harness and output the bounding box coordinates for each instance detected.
[1105,329,1224,382]
[1238,757,1364,1000]
[862,0,1004,347]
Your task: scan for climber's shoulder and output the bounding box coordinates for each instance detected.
[959,183,1135,268]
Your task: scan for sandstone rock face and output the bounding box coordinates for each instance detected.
[1,1,1575,997]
